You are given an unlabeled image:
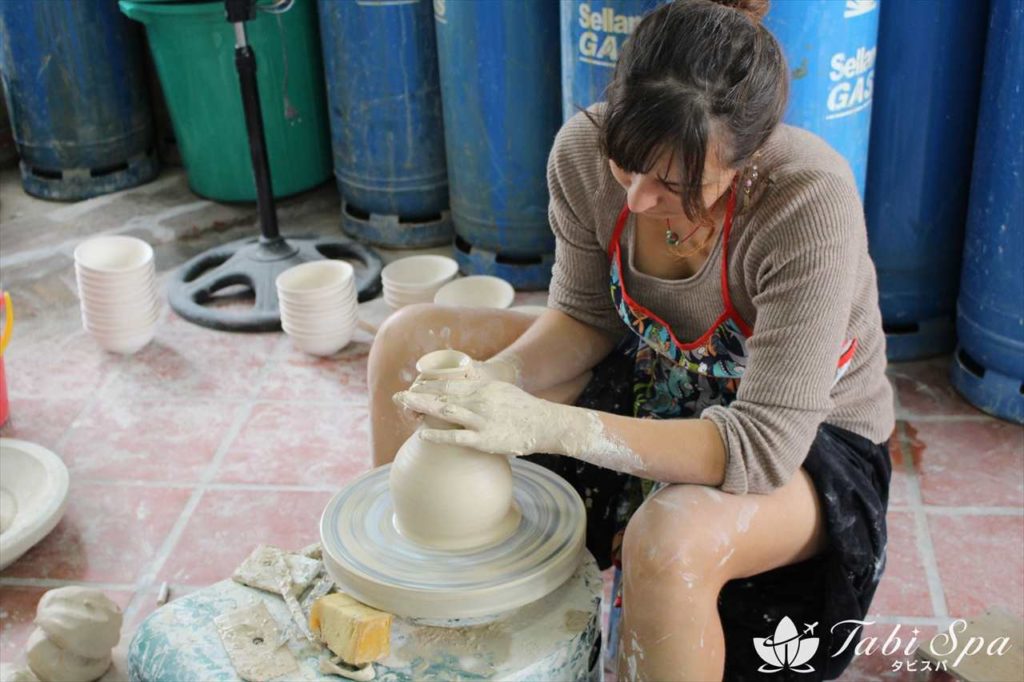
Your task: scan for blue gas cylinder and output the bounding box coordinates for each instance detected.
[433,0,562,289]
[864,0,990,361]
[0,0,158,200]
[950,0,1024,424]
[559,0,664,121]
[318,0,451,248]
[764,0,878,197]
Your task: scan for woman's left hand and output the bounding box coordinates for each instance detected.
[393,379,570,457]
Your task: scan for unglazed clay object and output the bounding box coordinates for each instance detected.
[26,628,111,682]
[321,459,586,620]
[35,587,122,658]
[0,439,70,570]
[389,350,520,550]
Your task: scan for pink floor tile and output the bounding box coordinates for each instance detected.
[0,586,46,665]
[216,403,370,486]
[906,420,1024,508]
[103,323,279,402]
[928,513,1024,620]
[888,357,986,418]
[1,482,191,583]
[257,341,370,404]
[0,395,85,451]
[0,587,133,666]
[887,427,912,507]
[869,511,934,618]
[840,622,951,681]
[61,399,242,482]
[4,332,116,399]
[158,489,332,585]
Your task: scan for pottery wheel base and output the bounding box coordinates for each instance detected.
[320,459,586,621]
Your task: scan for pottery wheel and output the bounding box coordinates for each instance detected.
[320,458,586,621]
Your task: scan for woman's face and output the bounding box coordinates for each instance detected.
[608,141,736,220]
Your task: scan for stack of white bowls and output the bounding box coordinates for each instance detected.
[74,236,159,354]
[381,255,458,309]
[276,260,358,356]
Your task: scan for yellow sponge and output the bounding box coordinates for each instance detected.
[309,593,392,665]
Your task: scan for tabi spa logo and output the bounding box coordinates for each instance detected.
[753,617,1015,675]
[753,616,819,673]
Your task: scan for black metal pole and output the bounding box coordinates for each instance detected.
[227,0,280,243]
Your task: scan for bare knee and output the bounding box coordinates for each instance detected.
[622,485,738,594]
[368,304,452,388]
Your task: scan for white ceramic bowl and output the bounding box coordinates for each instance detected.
[279,291,356,307]
[281,319,357,339]
[280,306,358,325]
[76,275,157,296]
[84,324,156,355]
[434,276,515,309]
[82,305,160,330]
[280,308,358,326]
[383,292,435,310]
[82,312,160,334]
[75,274,156,296]
[285,328,354,356]
[0,439,70,570]
[277,261,354,297]
[75,259,155,281]
[384,289,434,304]
[75,276,155,296]
[381,255,458,289]
[74,236,154,275]
[381,278,448,295]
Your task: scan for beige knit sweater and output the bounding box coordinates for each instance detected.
[547,108,895,495]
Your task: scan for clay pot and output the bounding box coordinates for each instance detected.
[388,350,520,550]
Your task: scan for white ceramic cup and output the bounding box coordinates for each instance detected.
[74,236,154,274]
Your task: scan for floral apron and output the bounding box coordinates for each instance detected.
[609,186,857,426]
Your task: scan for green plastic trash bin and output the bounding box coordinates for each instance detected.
[119,0,331,201]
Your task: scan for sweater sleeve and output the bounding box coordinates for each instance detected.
[545,124,624,336]
[701,171,863,495]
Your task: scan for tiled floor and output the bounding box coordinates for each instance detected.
[1,172,1022,679]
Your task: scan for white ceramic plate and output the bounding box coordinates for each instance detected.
[0,439,70,570]
[433,276,515,309]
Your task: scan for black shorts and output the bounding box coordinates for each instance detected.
[524,342,892,681]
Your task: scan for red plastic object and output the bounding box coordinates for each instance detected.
[0,292,11,427]
[0,357,8,427]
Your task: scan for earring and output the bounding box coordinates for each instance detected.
[744,150,762,197]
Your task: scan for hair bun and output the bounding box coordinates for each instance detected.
[713,0,770,23]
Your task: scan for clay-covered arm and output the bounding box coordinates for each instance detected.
[396,381,726,487]
[485,308,618,395]
[590,411,727,485]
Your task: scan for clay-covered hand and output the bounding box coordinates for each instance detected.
[394,379,579,457]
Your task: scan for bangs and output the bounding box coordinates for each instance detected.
[600,79,712,220]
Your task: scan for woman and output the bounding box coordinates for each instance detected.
[371,0,895,679]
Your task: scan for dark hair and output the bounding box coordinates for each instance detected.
[594,0,788,221]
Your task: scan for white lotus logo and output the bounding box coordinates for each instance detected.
[753,616,819,674]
